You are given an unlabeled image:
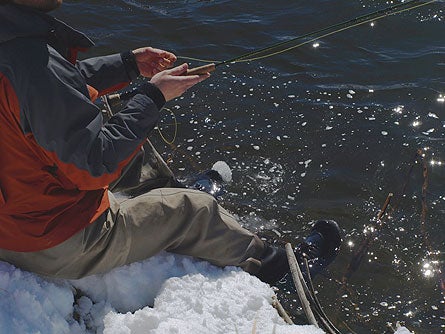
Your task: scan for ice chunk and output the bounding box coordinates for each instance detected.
[212,161,232,182]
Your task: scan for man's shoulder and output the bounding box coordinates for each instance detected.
[0,4,93,54]
[0,4,49,45]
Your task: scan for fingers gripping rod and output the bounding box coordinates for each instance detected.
[105,63,216,106]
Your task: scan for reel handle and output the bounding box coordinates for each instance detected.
[185,63,216,76]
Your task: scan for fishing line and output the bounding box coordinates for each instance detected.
[231,0,436,63]
[179,0,436,66]
[156,107,178,145]
[102,94,179,146]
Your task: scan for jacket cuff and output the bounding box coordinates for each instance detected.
[139,82,166,110]
[121,50,140,81]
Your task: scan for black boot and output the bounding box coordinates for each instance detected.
[255,220,342,285]
[254,245,289,285]
[190,169,225,198]
[296,219,342,280]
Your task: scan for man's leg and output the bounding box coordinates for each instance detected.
[0,190,266,279]
[120,188,265,270]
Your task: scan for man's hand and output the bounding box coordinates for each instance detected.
[132,47,177,78]
[151,63,210,102]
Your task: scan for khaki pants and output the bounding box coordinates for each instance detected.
[0,143,265,279]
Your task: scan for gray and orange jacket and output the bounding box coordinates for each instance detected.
[0,4,165,251]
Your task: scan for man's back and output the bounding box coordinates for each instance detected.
[0,4,110,251]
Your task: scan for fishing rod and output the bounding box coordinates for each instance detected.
[106,0,436,100]
[184,0,436,74]
[104,0,435,148]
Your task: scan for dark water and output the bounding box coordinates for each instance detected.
[57,1,444,332]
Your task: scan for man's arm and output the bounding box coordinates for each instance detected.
[76,47,177,96]
[76,52,137,96]
[27,70,163,190]
[20,44,207,191]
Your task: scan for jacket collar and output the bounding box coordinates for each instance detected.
[0,4,94,50]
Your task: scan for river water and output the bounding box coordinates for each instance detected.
[57,1,444,332]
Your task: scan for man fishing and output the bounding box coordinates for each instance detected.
[0,0,341,286]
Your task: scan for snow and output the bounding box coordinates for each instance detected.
[394,327,414,334]
[212,161,232,183]
[0,252,323,334]
[0,252,415,333]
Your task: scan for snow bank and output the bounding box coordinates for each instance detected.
[0,261,79,333]
[0,252,324,334]
[0,252,415,333]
